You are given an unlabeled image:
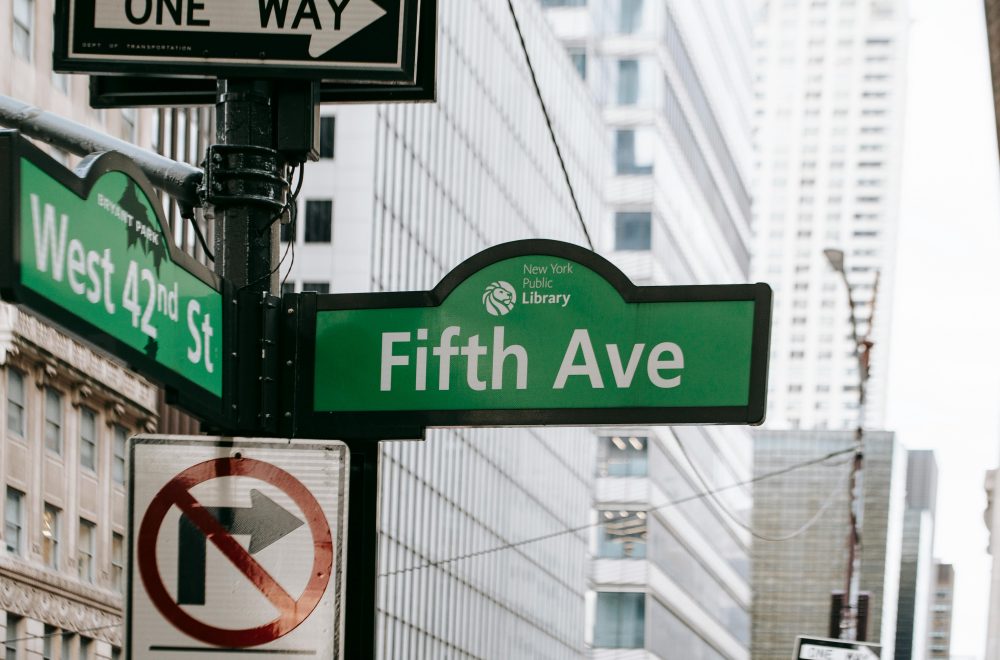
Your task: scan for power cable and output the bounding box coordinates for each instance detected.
[506,0,595,251]
[675,434,852,542]
[378,445,856,579]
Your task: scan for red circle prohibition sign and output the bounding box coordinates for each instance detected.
[137,457,333,648]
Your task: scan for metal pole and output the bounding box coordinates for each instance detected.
[832,261,877,641]
[0,94,201,208]
[213,79,280,292]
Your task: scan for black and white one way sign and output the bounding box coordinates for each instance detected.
[55,0,425,80]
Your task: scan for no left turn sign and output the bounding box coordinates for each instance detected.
[127,436,349,659]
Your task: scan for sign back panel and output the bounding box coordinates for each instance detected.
[282,240,772,440]
[0,130,227,425]
[54,0,433,86]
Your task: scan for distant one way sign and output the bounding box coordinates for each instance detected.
[795,636,881,660]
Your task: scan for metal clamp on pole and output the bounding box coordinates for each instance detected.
[202,144,288,222]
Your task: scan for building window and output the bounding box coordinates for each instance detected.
[112,533,125,593]
[596,435,647,477]
[615,129,653,175]
[61,633,72,660]
[302,282,330,294]
[319,116,335,159]
[617,59,639,105]
[42,504,59,569]
[5,614,22,660]
[80,637,92,660]
[568,48,586,79]
[6,370,24,437]
[5,489,22,556]
[614,212,651,251]
[593,591,645,648]
[80,408,97,471]
[113,426,127,485]
[44,388,62,455]
[42,625,56,660]
[78,519,95,583]
[597,510,647,558]
[619,0,643,33]
[304,200,333,242]
[12,0,33,61]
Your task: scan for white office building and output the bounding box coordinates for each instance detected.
[283,1,605,657]
[751,0,910,431]
[542,1,757,658]
[283,0,757,657]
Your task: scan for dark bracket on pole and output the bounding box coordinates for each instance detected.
[202,144,287,223]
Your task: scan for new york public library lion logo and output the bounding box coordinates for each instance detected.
[482,281,516,316]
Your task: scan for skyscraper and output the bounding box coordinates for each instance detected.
[894,450,938,660]
[283,0,757,656]
[752,430,906,658]
[752,0,910,431]
[542,1,757,657]
[926,561,953,658]
[283,1,606,657]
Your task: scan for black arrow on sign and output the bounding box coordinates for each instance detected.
[176,489,305,606]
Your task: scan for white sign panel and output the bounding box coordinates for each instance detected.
[127,435,349,659]
[795,636,881,660]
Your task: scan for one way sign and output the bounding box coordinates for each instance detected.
[795,636,881,660]
[127,436,349,658]
[55,0,429,82]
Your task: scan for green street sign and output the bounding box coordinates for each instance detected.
[282,240,771,440]
[0,131,228,425]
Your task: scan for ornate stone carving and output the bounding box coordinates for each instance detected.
[12,312,157,414]
[0,560,122,646]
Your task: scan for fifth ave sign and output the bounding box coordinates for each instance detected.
[54,0,429,81]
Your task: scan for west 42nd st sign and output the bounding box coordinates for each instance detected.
[283,240,772,439]
[0,131,226,425]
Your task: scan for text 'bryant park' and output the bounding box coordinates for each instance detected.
[2,0,1000,659]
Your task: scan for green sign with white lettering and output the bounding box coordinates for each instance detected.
[282,240,771,440]
[0,131,226,424]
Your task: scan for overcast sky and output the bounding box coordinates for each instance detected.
[885,0,1000,656]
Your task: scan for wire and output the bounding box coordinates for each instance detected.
[675,433,852,542]
[506,0,595,251]
[185,211,215,262]
[378,445,856,579]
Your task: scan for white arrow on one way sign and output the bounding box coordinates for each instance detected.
[800,643,879,660]
[95,0,387,58]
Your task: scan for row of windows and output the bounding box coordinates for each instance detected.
[4,488,124,590]
[4,614,117,660]
[7,371,126,482]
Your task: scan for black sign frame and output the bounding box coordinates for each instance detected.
[793,636,881,659]
[280,240,772,441]
[0,131,233,428]
[54,0,435,92]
